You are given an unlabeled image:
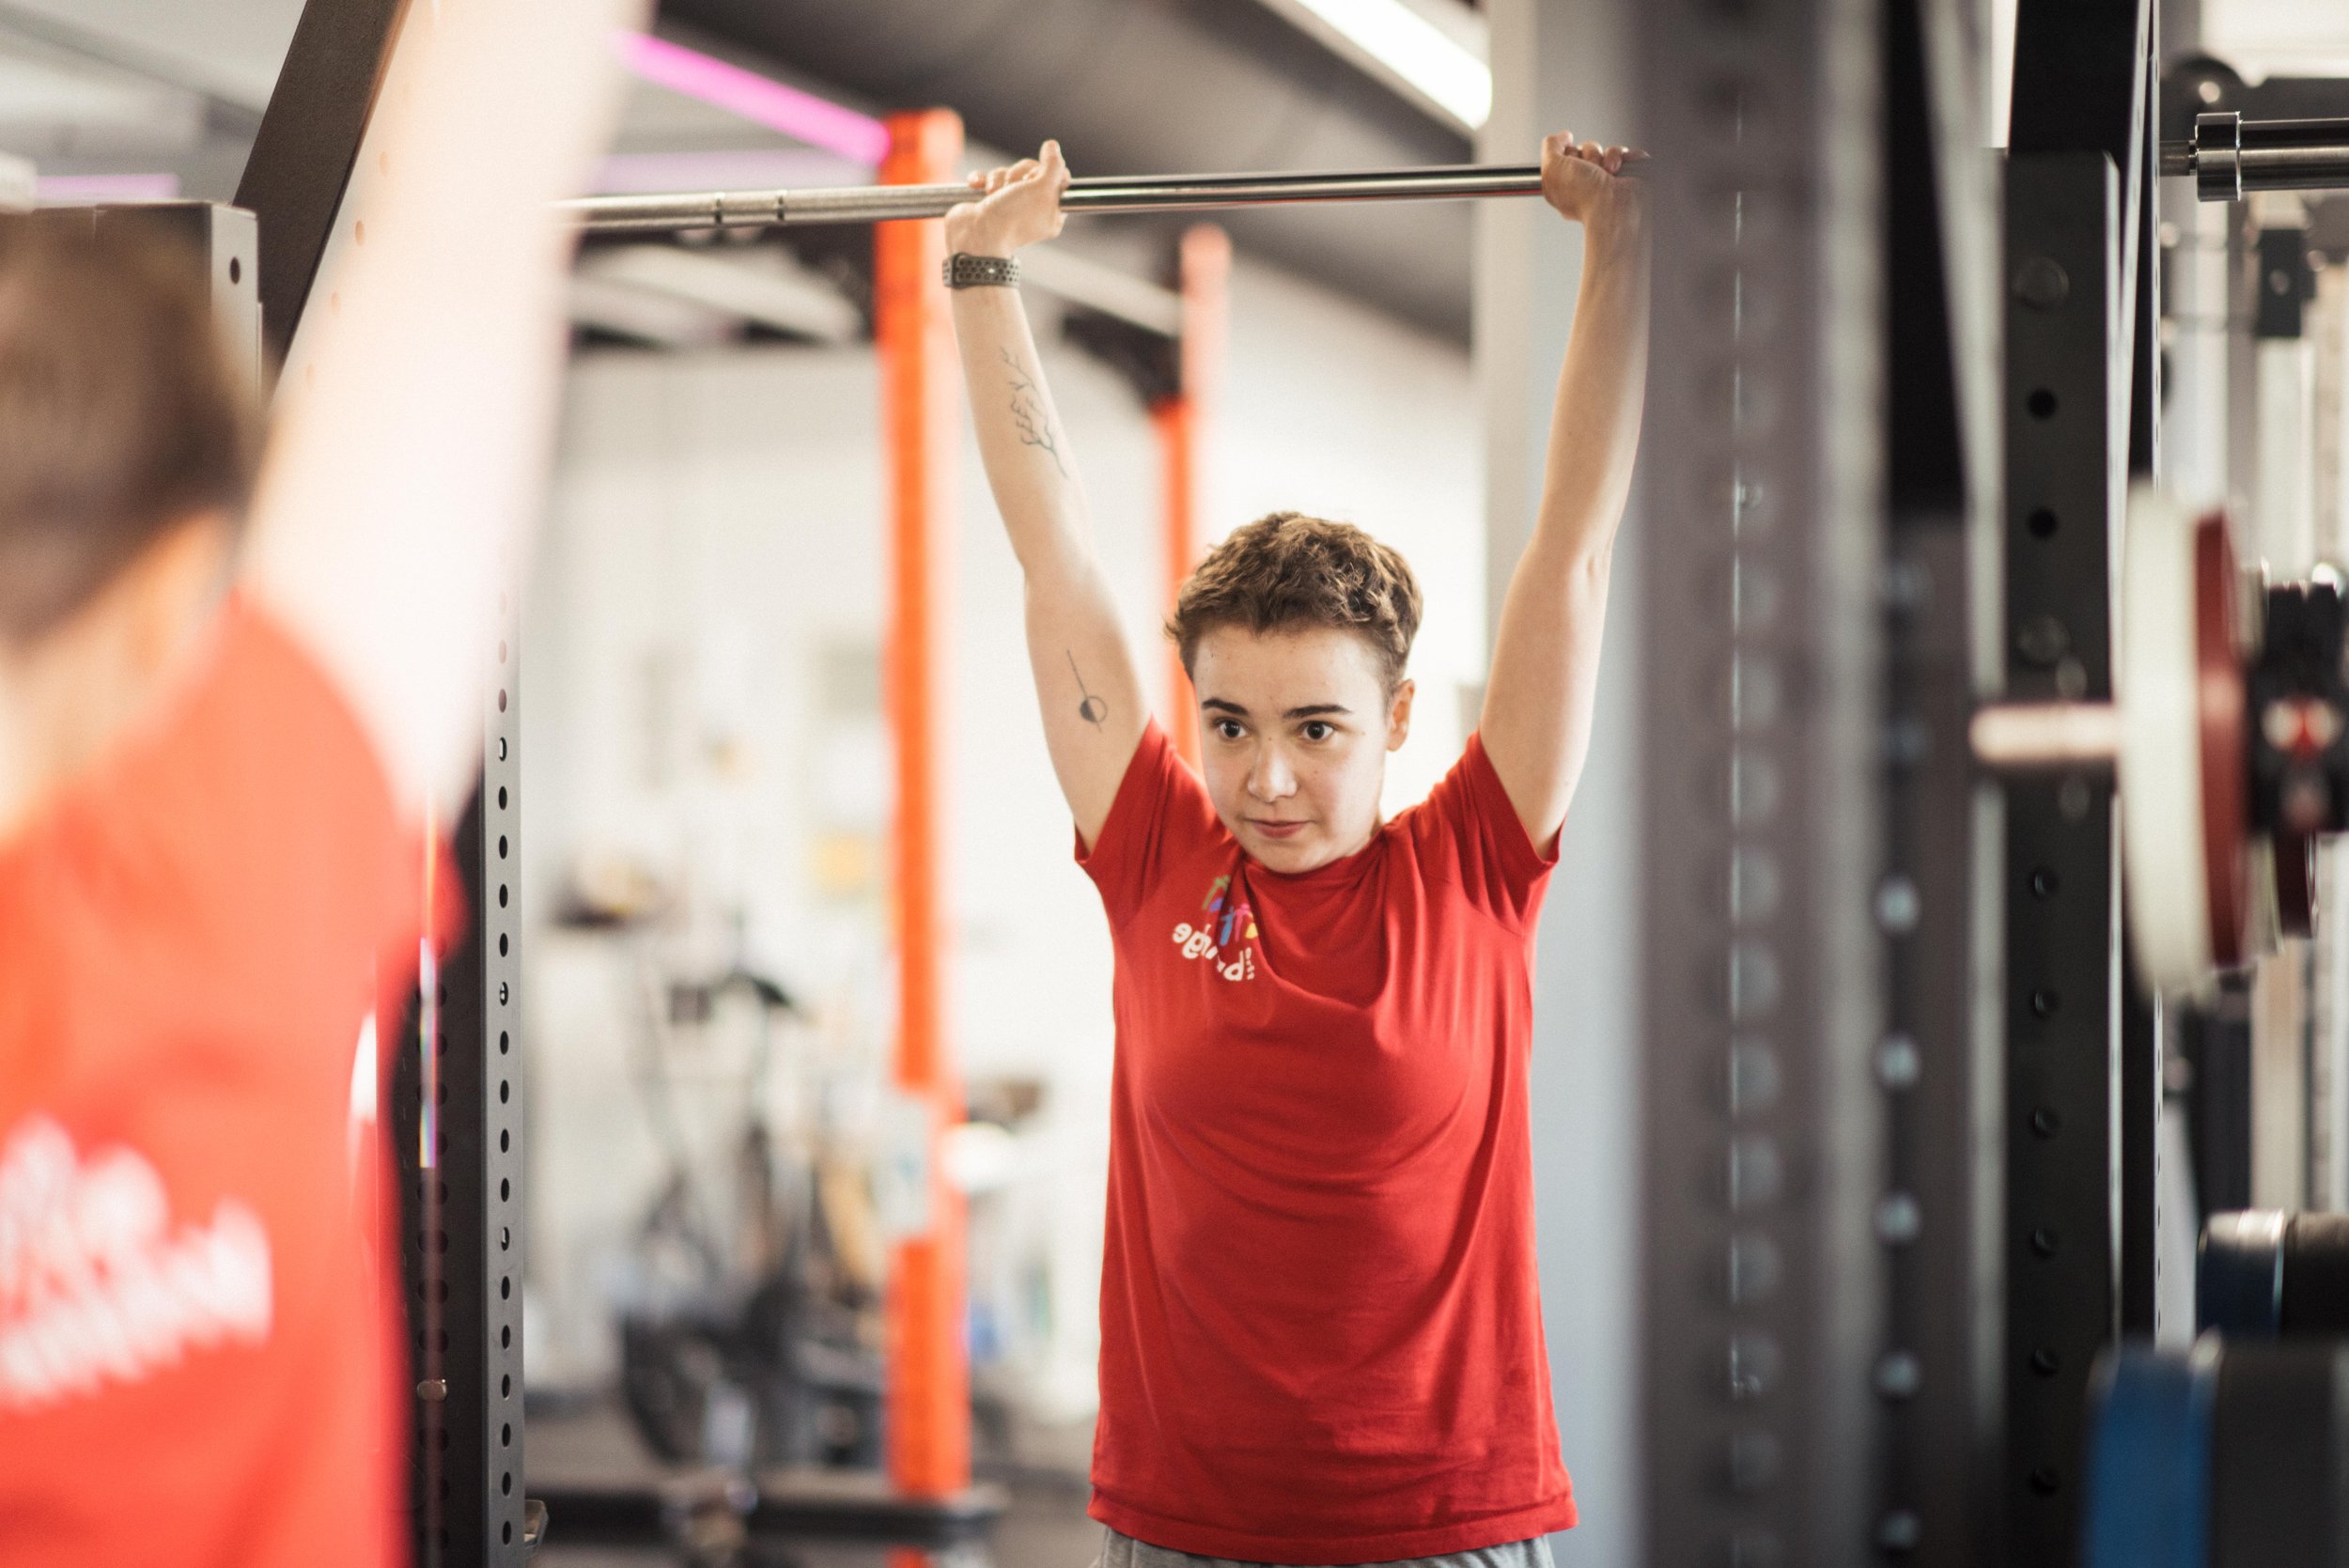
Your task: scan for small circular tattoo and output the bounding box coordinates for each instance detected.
[1079,695,1109,725]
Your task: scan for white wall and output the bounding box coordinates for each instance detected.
[521,251,1482,1405]
[1480,0,1642,1560]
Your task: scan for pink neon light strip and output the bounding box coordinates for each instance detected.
[618,33,889,169]
[37,174,180,202]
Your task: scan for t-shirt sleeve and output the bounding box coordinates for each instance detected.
[1075,722,1224,927]
[1403,731,1561,930]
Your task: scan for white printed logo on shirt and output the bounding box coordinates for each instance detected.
[0,1115,272,1411]
[1173,873,1258,982]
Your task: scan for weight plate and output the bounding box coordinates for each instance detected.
[2210,1342,2349,1568]
[2082,1342,2219,1568]
[2197,513,2250,969]
[2283,1215,2349,1336]
[2199,1210,2287,1337]
[2123,487,2219,994]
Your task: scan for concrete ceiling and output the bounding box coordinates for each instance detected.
[0,0,298,112]
[1,0,2343,337]
[0,0,821,200]
[661,0,1477,335]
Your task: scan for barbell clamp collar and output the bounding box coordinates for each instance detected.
[2195,111,2244,204]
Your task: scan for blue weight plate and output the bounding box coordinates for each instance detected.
[2081,1341,2219,1568]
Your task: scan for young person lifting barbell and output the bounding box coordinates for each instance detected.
[944,132,1649,1567]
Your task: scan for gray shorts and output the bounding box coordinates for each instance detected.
[1094,1526,1558,1568]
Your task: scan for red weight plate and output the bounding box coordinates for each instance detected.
[2197,514,2250,967]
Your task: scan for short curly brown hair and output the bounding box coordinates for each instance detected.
[0,215,258,645]
[1167,511,1423,693]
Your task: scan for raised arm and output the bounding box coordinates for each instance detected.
[242,0,641,818]
[1480,132,1652,849]
[946,144,1148,847]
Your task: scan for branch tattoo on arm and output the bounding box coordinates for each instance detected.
[1067,651,1109,729]
[1003,348,1068,477]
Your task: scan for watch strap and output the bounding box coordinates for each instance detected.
[943,252,1020,289]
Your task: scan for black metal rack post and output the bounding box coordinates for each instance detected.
[1631,0,1888,1560]
[2000,1,2159,1560]
[1999,149,2127,1568]
[231,0,404,366]
[1877,0,2012,1561]
[393,602,527,1568]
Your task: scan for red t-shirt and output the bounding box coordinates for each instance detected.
[0,603,416,1568]
[1078,722,1577,1564]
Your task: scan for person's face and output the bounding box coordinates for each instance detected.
[1190,624,1413,874]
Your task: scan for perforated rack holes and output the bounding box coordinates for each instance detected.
[1636,0,1886,1560]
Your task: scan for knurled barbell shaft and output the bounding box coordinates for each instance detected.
[564,163,1552,237]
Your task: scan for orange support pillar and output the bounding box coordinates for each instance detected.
[1153,396,1200,764]
[875,107,969,1503]
[1156,225,1231,766]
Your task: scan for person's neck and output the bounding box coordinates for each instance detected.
[0,613,178,841]
[0,518,233,841]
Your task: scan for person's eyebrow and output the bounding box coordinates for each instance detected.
[1201,697,1249,715]
[1283,704,1351,720]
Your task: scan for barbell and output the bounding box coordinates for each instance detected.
[562,113,2349,237]
[566,163,1557,237]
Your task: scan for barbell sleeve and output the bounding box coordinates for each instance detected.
[2161,113,2349,203]
[1969,701,2122,777]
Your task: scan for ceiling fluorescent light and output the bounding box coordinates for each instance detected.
[617,33,889,168]
[1281,0,1490,131]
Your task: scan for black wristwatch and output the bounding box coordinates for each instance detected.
[943,253,1020,289]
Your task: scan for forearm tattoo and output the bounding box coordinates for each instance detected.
[1003,348,1068,477]
[1067,651,1109,729]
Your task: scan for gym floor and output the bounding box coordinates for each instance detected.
[531,1403,1106,1568]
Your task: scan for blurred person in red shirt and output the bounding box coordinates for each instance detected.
[0,0,641,1561]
